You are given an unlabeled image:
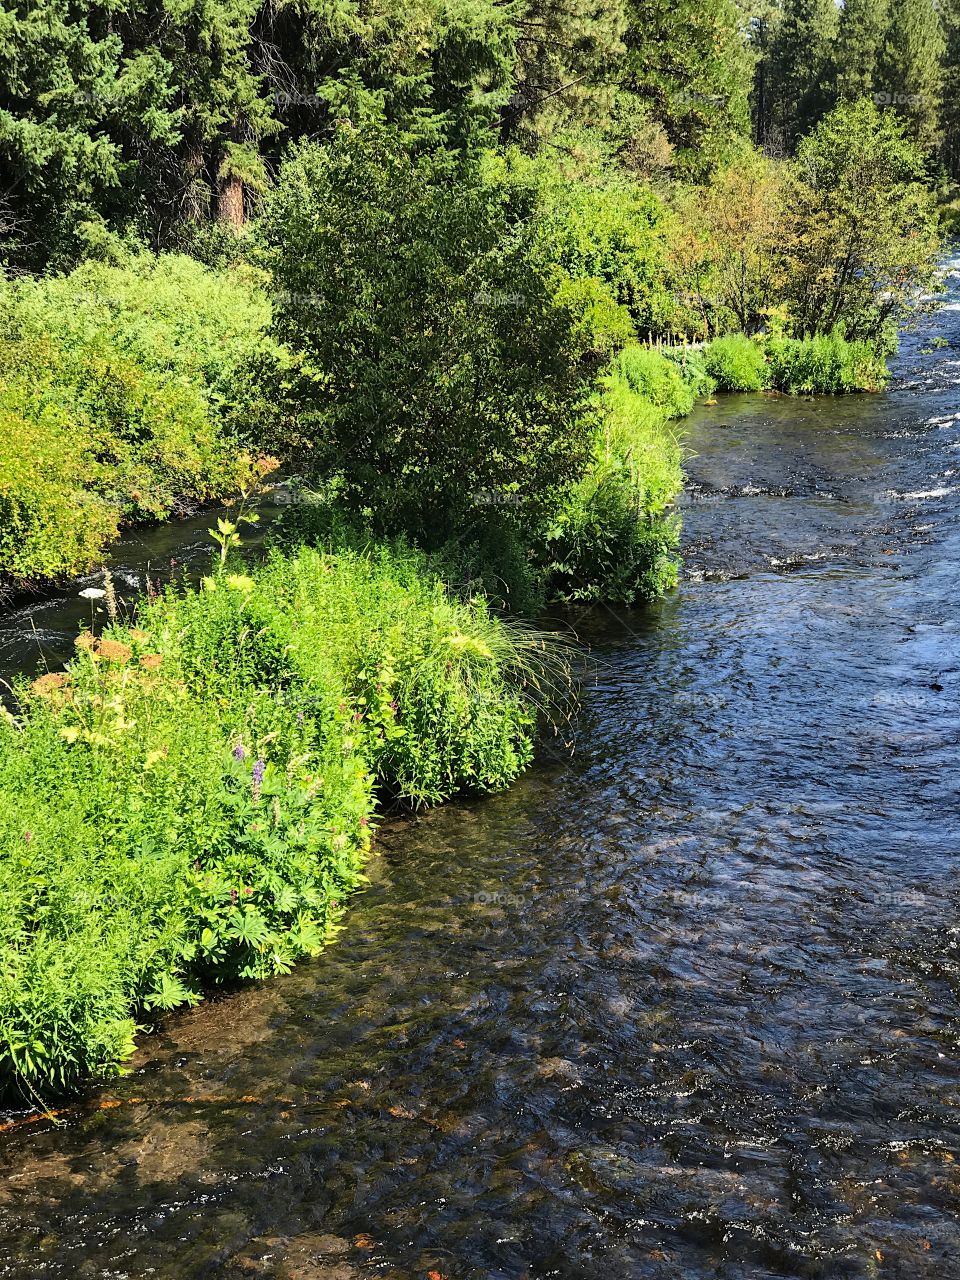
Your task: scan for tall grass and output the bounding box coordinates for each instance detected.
[0,540,569,1099]
[700,330,889,393]
[542,346,686,603]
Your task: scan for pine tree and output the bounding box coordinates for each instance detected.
[769,0,839,149]
[833,0,890,103]
[501,0,628,146]
[741,0,783,150]
[876,0,944,149]
[0,0,179,266]
[623,0,754,177]
[940,0,960,172]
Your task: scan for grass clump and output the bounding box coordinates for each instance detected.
[701,329,889,394]
[703,333,771,391]
[0,539,564,1099]
[765,331,889,393]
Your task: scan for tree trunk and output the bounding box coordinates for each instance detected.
[218,173,245,227]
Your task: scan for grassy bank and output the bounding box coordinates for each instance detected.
[0,539,564,1099]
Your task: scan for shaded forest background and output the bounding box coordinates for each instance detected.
[1,0,958,269]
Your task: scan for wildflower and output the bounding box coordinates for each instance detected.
[140,653,163,670]
[232,742,246,761]
[230,888,239,905]
[359,815,369,828]
[243,886,253,897]
[296,711,304,726]
[388,700,398,715]
[129,629,148,643]
[23,831,32,844]
[252,757,265,799]
[31,673,68,697]
[75,632,96,651]
[79,587,105,600]
[97,639,132,664]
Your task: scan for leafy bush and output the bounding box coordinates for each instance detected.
[541,347,686,603]
[500,150,675,341]
[0,253,281,584]
[612,345,697,417]
[0,538,562,1098]
[703,334,770,391]
[257,124,596,545]
[766,331,889,393]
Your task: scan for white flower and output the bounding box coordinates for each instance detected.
[79,587,106,600]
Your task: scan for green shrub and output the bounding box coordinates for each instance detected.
[703,333,770,391]
[0,538,562,1098]
[0,253,282,585]
[612,345,697,418]
[257,125,596,545]
[541,350,686,603]
[766,331,888,393]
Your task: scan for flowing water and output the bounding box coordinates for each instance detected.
[2,279,960,1278]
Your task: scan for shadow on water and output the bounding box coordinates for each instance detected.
[2,275,960,1277]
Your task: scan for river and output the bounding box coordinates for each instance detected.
[1,274,959,1277]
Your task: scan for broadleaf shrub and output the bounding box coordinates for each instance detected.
[0,253,283,584]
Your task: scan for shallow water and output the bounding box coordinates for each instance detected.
[1,285,960,1277]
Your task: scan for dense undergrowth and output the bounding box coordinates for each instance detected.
[0,539,565,1098]
[0,254,278,584]
[701,331,891,394]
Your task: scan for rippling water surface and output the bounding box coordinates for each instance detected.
[2,277,960,1278]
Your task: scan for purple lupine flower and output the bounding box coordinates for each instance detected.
[252,757,266,800]
[233,742,246,762]
[296,711,305,726]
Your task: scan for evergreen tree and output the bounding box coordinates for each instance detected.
[0,0,179,266]
[768,0,839,149]
[740,0,782,150]
[940,0,960,172]
[876,0,944,149]
[832,0,890,104]
[622,0,753,177]
[501,0,628,146]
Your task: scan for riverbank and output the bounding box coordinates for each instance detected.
[1,274,957,1274]
[0,537,572,1099]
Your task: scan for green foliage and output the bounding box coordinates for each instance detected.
[611,345,696,416]
[623,0,754,177]
[768,0,840,149]
[700,330,888,393]
[258,124,596,544]
[765,331,889,392]
[0,253,280,583]
[670,149,786,336]
[504,0,628,147]
[502,149,675,342]
[704,334,771,390]
[785,100,941,340]
[541,345,687,603]
[0,536,561,1098]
